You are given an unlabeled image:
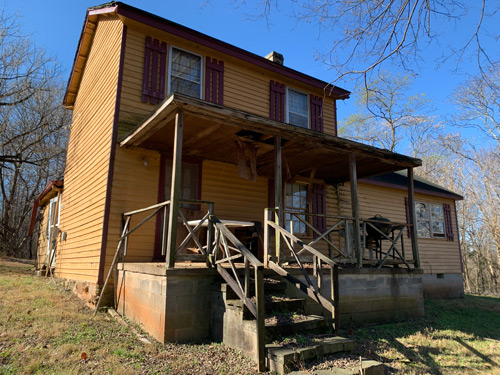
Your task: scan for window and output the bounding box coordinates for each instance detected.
[169,47,202,98]
[285,183,307,234]
[416,202,445,238]
[287,88,309,128]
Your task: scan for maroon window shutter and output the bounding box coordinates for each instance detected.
[443,203,454,241]
[312,184,327,236]
[404,197,411,238]
[310,95,324,133]
[142,36,167,105]
[205,57,224,105]
[270,80,285,122]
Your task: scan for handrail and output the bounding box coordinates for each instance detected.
[208,215,265,372]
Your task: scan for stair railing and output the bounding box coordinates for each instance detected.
[207,215,266,372]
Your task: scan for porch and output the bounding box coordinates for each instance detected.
[103,93,423,372]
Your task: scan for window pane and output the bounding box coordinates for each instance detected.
[417,221,430,237]
[285,183,307,234]
[170,48,201,98]
[416,202,429,220]
[287,89,308,128]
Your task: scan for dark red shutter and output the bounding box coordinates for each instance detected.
[310,95,324,133]
[270,81,285,122]
[312,184,327,236]
[142,36,167,105]
[443,203,454,241]
[205,57,224,105]
[405,197,411,238]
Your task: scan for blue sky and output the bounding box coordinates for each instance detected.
[4,1,498,126]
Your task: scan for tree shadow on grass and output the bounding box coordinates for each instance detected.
[349,295,500,374]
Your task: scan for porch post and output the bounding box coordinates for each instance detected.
[349,153,362,268]
[407,167,420,269]
[274,136,283,263]
[165,110,184,269]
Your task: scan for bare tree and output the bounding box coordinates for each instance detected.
[257,0,498,82]
[0,11,69,258]
[339,72,441,155]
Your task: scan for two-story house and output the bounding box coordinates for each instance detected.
[30,2,463,371]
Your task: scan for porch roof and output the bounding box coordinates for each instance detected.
[120,94,421,184]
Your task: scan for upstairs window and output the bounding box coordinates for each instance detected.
[287,88,309,128]
[169,47,202,98]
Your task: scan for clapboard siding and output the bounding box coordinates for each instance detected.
[118,25,338,139]
[102,147,161,274]
[36,205,50,269]
[57,16,124,283]
[336,182,462,274]
[201,160,268,222]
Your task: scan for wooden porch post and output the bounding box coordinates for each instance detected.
[407,167,421,269]
[349,153,362,268]
[165,110,184,269]
[274,136,283,263]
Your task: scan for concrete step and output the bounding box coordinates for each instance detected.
[265,314,331,340]
[287,358,384,375]
[266,336,358,374]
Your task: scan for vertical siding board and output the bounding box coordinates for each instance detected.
[59,16,123,284]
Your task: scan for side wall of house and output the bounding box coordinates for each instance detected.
[337,182,463,297]
[57,16,124,289]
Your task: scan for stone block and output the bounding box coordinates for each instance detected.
[150,279,164,296]
[165,312,193,330]
[166,278,194,296]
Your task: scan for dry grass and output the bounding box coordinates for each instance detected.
[0,258,261,375]
[1,258,499,374]
[349,294,500,374]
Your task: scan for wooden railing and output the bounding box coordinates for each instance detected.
[265,208,413,270]
[207,216,266,371]
[95,200,266,372]
[95,199,214,313]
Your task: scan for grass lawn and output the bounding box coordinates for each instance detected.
[1,257,499,374]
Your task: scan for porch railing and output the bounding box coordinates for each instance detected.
[95,199,266,372]
[207,215,265,371]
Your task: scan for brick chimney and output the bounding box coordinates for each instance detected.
[265,51,284,65]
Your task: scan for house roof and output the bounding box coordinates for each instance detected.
[362,171,463,200]
[64,1,351,108]
[121,93,421,185]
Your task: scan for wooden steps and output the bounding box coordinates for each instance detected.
[219,276,357,374]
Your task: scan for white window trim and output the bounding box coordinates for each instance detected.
[416,201,445,239]
[286,87,309,129]
[167,45,204,99]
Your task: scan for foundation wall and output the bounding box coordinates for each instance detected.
[422,273,464,299]
[285,268,425,327]
[115,263,220,343]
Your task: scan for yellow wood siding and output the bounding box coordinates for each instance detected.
[36,205,50,269]
[201,160,268,222]
[336,182,462,274]
[103,147,161,271]
[57,16,124,283]
[118,25,338,138]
